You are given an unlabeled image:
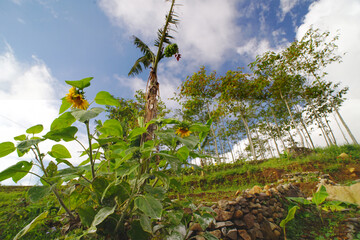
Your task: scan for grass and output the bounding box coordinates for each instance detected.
[172,144,360,196]
[0,186,62,240]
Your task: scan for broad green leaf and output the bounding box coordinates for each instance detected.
[134,195,163,219]
[43,126,78,142]
[16,139,43,153]
[176,135,199,150]
[312,185,329,206]
[194,212,214,231]
[176,146,189,162]
[17,148,27,157]
[55,158,74,167]
[189,124,209,133]
[92,177,109,195]
[28,186,51,202]
[79,158,90,166]
[46,161,58,177]
[203,231,220,240]
[71,107,104,123]
[140,214,152,234]
[128,220,151,240]
[153,171,170,188]
[65,77,93,89]
[155,152,182,171]
[167,210,183,226]
[14,134,26,141]
[51,112,76,130]
[78,205,96,227]
[26,124,44,134]
[13,211,48,240]
[59,97,72,114]
[94,91,120,107]
[287,197,312,205]
[99,119,123,137]
[322,200,346,212]
[49,144,72,158]
[280,205,299,228]
[128,127,147,140]
[0,142,16,158]
[12,161,33,183]
[91,205,116,227]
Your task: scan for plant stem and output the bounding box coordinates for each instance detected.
[85,120,95,180]
[33,144,75,220]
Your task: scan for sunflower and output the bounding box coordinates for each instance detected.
[175,126,192,138]
[65,87,89,110]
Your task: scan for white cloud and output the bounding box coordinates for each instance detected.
[99,0,240,67]
[236,38,285,60]
[296,0,360,144]
[278,0,299,21]
[0,45,88,185]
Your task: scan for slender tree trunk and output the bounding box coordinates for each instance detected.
[221,121,235,162]
[308,103,333,145]
[254,128,266,160]
[280,91,304,147]
[308,68,359,145]
[323,114,337,146]
[331,103,358,145]
[206,103,221,162]
[265,119,281,156]
[333,113,349,144]
[286,129,297,147]
[315,117,330,147]
[239,104,257,160]
[270,106,287,150]
[294,105,315,149]
[267,139,275,158]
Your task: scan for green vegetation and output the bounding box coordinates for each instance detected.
[0,1,359,238]
[1,144,359,239]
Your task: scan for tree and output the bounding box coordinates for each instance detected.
[128,0,180,141]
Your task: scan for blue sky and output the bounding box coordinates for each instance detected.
[1,0,360,184]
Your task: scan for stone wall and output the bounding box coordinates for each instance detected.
[188,183,304,240]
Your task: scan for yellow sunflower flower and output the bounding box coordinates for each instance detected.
[175,127,192,138]
[65,87,89,110]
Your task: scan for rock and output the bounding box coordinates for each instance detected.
[227,229,238,240]
[195,236,205,240]
[234,210,244,218]
[337,152,349,159]
[234,219,246,228]
[221,227,227,236]
[209,230,222,238]
[269,221,279,231]
[238,229,252,240]
[218,200,229,210]
[260,220,279,240]
[215,221,234,229]
[249,185,262,194]
[257,213,264,223]
[273,229,281,237]
[190,222,203,231]
[214,209,233,221]
[243,213,255,229]
[248,228,264,239]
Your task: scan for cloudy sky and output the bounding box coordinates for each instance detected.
[1,0,359,184]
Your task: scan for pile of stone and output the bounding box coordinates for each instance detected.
[278,171,335,185]
[188,183,304,240]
